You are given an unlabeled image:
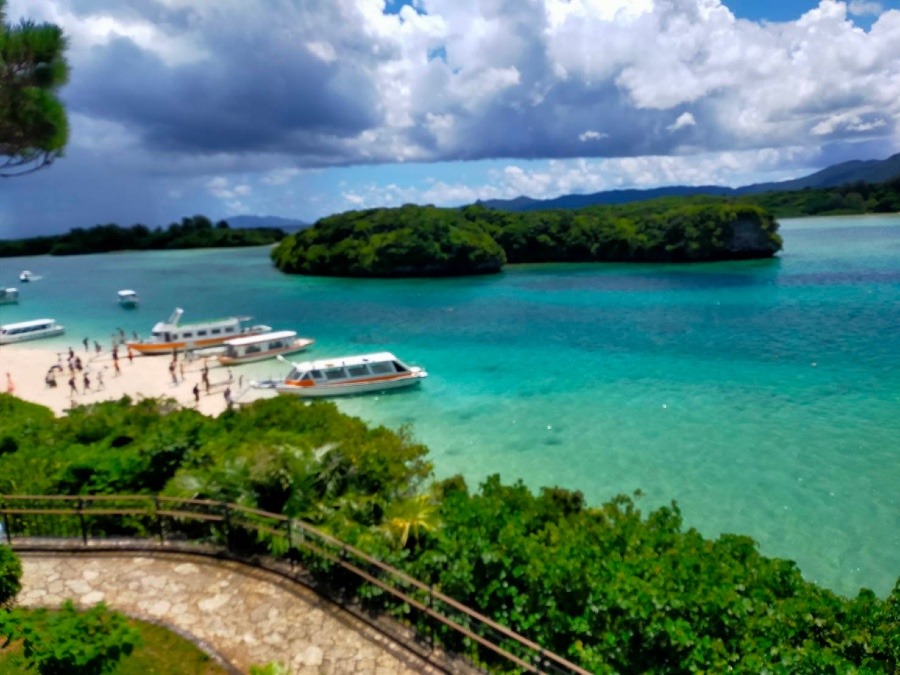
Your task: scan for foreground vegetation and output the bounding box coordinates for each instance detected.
[0,599,226,674]
[0,393,896,673]
[272,200,782,277]
[0,215,284,257]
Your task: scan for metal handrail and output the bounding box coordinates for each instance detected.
[0,494,591,675]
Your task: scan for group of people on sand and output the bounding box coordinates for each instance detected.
[167,353,236,410]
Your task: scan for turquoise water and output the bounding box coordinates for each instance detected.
[1,214,898,598]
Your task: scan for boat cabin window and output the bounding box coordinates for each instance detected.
[369,362,393,375]
[197,330,207,337]
[225,327,234,333]
[309,370,323,380]
[392,361,409,373]
[246,344,261,354]
[224,346,238,358]
[324,367,346,381]
[347,364,370,377]
[211,328,221,335]
[183,332,193,338]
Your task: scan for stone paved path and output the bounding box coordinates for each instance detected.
[17,551,448,674]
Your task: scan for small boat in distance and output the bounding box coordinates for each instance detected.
[19,271,32,283]
[272,351,427,397]
[117,289,139,307]
[126,307,271,355]
[217,330,315,366]
[0,287,18,305]
[0,318,65,344]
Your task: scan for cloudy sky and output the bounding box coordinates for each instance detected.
[2,0,899,237]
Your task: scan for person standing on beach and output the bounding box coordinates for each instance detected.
[5,372,13,394]
[68,376,78,395]
[127,348,134,364]
[96,369,105,390]
[83,372,91,392]
[168,360,178,385]
[82,337,89,352]
[179,362,185,381]
[192,383,200,404]
[224,387,232,409]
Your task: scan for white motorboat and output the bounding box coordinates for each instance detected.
[19,270,32,282]
[0,318,65,344]
[0,287,18,305]
[117,289,139,307]
[126,307,270,355]
[272,351,427,397]
[217,330,315,366]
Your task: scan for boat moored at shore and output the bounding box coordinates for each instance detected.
[126,307,270,355]
[0,287,18,305]
[0,318,65,344]
[271,351,427,397]
[217,330,315,366]
[19,271,32,283]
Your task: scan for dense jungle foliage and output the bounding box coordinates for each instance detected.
[746,176,900,217]
[271,201,781,277]
[0,215,284,257]
[0,393,896,673]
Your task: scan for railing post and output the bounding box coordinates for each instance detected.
[77,498,88,545]
[284,518,294,567]
[154,496,165,543]
[221,502,232,552]
[428,584,435,651]
[1,498,11,544]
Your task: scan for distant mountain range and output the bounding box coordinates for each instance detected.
[476,152,900,212]
[223,214,310,232]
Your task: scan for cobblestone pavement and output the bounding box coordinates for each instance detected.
[17,551,448,674]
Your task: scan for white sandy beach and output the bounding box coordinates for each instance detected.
[0,342,251,417]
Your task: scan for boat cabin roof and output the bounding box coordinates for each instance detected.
[118,289,138,297]
[1,318,57,330]
[287,352,401,373]
[226,330,297,347]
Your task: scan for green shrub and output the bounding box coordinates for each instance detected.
[0,545,22,607]
[1,600,140,674]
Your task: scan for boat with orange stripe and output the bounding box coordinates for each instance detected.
[272,351,427,397]
[126,307,270,356]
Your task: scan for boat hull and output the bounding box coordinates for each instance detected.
[126,327,270,355]
[217,338,315,366]
[0,326,65,344]
[274,371,426,398]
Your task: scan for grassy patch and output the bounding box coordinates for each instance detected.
[0,613,228,675]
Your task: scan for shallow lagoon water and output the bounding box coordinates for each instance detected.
[2,214,898,598]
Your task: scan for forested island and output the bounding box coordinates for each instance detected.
[0,394,896,673]
[271,200,782,277]
[746,176,900,217]
[0,215,284,257]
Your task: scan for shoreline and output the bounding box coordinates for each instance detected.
[0,342,242,417]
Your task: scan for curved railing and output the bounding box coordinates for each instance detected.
[1,494,591,675]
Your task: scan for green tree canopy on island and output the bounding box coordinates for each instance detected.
[271,199,782,277]
[0,0,69,177]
